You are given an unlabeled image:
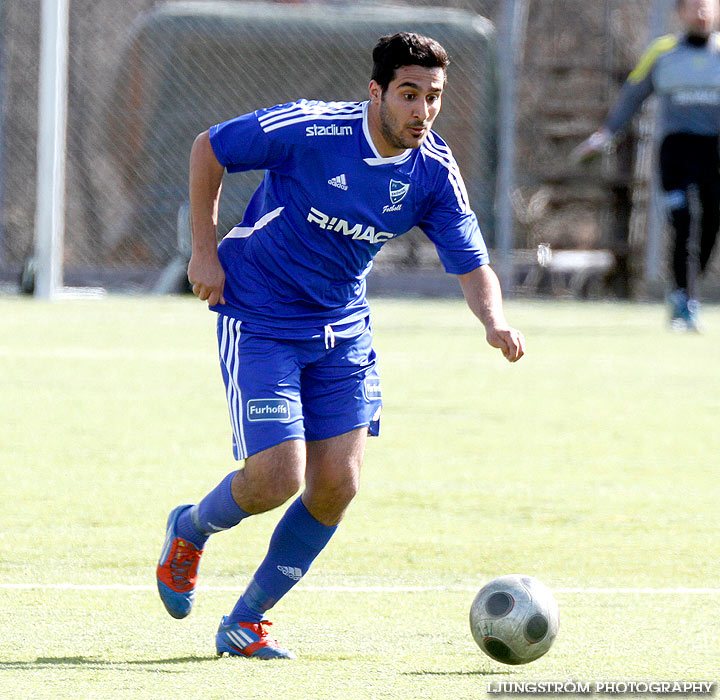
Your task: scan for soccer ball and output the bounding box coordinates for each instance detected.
[469,574,559,665]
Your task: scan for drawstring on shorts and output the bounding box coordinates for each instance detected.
[324,324,336,349]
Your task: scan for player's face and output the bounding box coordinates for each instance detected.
[368,65,445,156]
[678,0,719,36]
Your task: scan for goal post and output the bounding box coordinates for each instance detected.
[33,0,70,299]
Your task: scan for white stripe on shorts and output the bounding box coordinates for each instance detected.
[220,316,248,459]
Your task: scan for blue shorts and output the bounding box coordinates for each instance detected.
[216,314,382,460]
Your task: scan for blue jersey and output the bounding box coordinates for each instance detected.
[208,99,489,329]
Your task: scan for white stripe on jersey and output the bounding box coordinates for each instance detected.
[225,206,284,239]
[422,133,459,166]
[260,107,361,131]
[259,102,363,133]
[421,135,471,213]
[220,317,247,460]
[263,112,363,133]
[258,101,362,129]
[258,100,362,123]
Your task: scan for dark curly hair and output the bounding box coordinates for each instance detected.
[371,33,450,91]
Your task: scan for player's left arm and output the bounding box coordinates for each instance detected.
[458,264,525,363]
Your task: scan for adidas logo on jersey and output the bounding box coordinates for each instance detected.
[328,174,348,191]
[277,565,303,581]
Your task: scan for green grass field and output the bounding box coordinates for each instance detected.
[1,295,718,700]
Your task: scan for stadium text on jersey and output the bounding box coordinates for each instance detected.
[305,124,353,136]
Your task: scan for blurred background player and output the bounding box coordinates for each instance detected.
[574,0,720,331]
[156,32,524,659]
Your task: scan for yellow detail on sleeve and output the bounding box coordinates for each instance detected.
[628,34,678,84]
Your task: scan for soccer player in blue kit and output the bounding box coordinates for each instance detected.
[157,32,525,659]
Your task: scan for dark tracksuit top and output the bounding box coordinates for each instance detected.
[605,32,720,291]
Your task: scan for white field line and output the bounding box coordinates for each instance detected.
[1,583,719,594]
[0,347,211,361]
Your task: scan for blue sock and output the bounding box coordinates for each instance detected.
[227,497,337,624]
[175,471,250,549]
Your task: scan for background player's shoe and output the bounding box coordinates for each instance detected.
[215,616,297,659]
[685,298,702,333]
[156,505,204,619]
[669,289,690,331]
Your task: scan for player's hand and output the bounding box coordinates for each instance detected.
[187,252,226,306]
[570,128,611,165]
[486,325,525,363]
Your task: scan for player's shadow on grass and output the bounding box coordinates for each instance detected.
[1,659,514,675]
[0,655,214,670]
[402,670,512,677]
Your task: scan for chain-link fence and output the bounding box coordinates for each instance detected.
[2,0,708,297]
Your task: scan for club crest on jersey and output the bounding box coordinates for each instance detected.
[389,179,410,204]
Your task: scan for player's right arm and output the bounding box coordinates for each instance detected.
[572,35,675,163]
[188,130,226,305]
[187,105,298,306]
